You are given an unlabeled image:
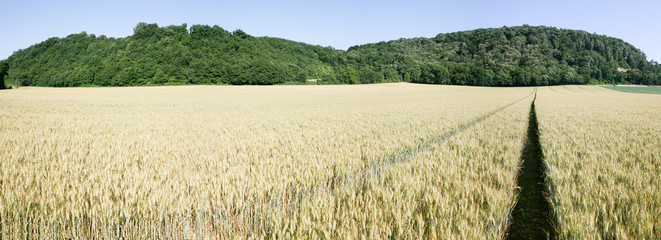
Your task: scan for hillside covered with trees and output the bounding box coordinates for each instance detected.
[2,24,660,87]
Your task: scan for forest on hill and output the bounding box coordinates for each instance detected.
[1,24,660,87]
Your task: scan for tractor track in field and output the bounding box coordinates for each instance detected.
[252,89,537,231]
[504,90,558,239]
[360,89,536,181]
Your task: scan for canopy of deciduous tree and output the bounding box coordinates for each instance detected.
[2,24,660,87]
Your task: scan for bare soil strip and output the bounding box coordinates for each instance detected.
[504,92,558,239]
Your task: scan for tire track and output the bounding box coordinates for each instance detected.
[361,89,536,181]
[504,90,558,239]
[239,89,537,234]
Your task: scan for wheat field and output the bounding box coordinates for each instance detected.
[1,83,659,239]
[0,83,533,238]
[536,86,661,239]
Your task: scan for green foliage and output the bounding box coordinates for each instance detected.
[4,24,661,87]
[347,25,661,86]
[4,23,344,86]
[0,60,7,89]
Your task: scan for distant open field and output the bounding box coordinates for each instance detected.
[603,85,661,94]
[1,83,659,239]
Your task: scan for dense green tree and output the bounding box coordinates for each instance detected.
[0,60,8,89]
[338,66,359,84]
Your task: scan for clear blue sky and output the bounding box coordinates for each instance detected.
[1,0,660,61]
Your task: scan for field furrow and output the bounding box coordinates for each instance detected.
[505,92,557,239]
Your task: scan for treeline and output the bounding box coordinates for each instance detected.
[346,25,661,86]
[3,23,343,86]
[0,61,7,89]
[3,24,661,87]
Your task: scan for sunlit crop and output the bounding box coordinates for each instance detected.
[4,83,658,239]
[0,83,532,238]
[536,85,661,239]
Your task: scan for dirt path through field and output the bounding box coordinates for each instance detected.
[504,91,558,239]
